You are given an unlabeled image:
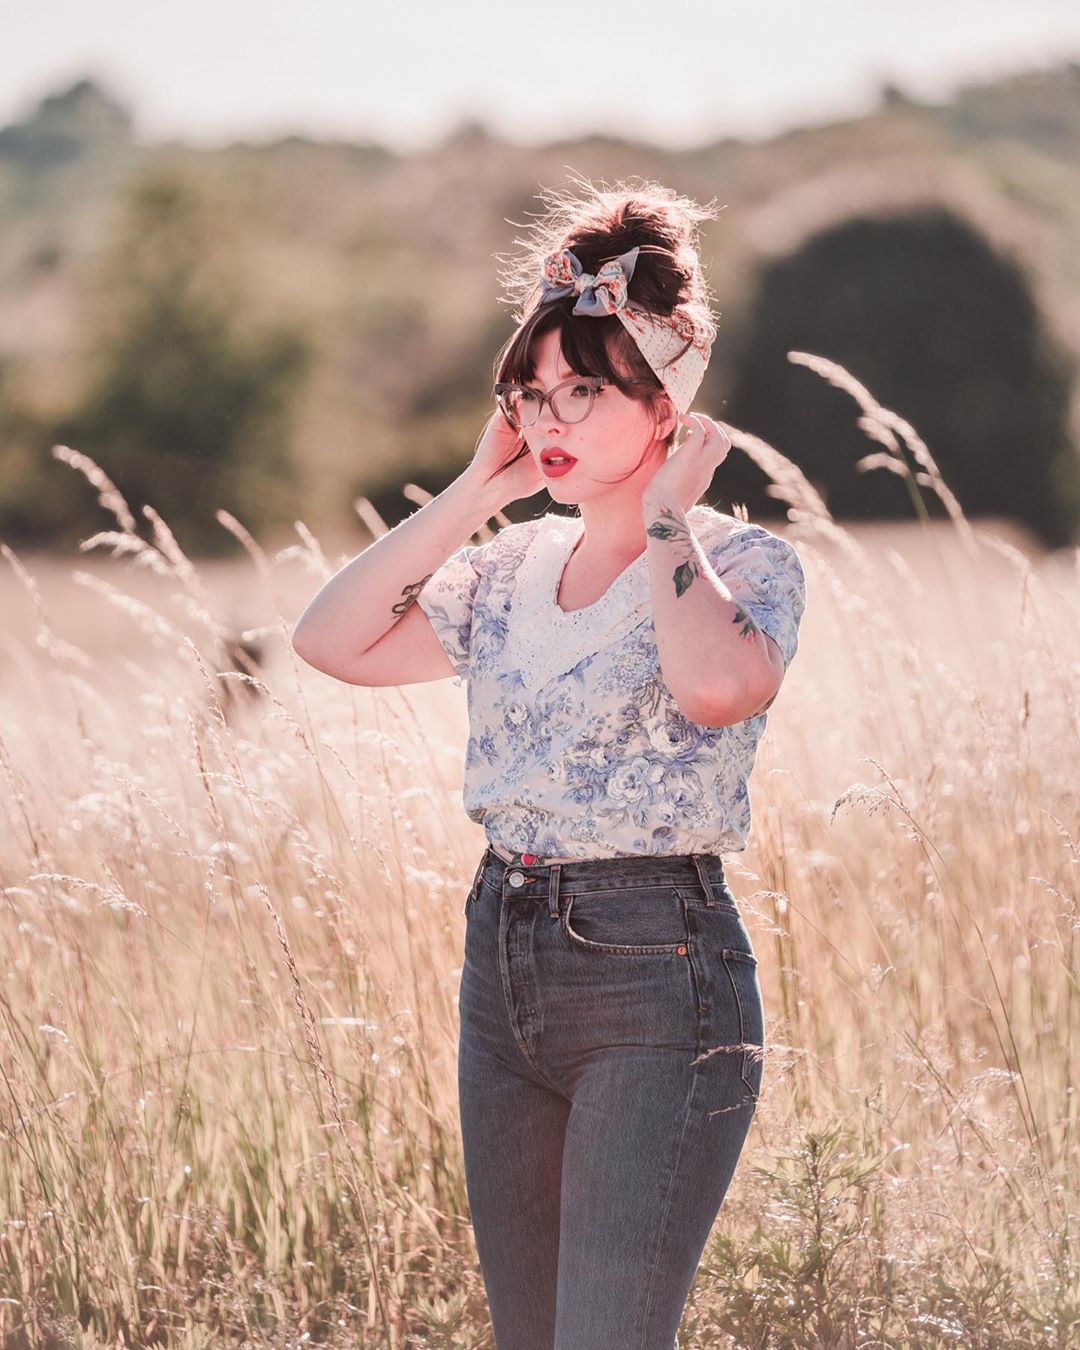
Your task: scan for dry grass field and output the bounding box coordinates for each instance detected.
[1,357,1078,1347]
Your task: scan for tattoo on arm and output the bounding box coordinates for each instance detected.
[647,504,765,644]
[645,505,701,598]
[732,604,763,644]
[391,573,434,615]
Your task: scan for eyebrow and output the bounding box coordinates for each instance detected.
[523,374,583,389]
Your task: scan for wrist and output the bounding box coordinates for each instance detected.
[642,494,689,520]
[452,468,507,522]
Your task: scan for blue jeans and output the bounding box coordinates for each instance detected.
[457,845,764,1350]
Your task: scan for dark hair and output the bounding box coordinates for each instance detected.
[490,174,720,480]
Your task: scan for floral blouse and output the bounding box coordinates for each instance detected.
[415,505,806,860]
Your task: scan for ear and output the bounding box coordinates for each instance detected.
[652,392,679,443]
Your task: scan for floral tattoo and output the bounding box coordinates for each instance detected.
[645,505,701,599]
[391,573,434,615]
[645,503,763,644]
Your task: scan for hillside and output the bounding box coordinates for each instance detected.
[1,66,1079,551]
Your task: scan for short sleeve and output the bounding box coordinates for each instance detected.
[414,541,486,681]
[706,525,807,669]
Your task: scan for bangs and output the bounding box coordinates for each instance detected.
[495,303,662,402]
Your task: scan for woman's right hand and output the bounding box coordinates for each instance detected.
[462,410,545,507]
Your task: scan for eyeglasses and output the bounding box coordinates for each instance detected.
[493,376,654,429]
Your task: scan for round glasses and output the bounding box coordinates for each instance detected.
[493,376,654,429]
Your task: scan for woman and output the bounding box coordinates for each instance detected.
[292,178,806,1349]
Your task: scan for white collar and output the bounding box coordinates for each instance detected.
[504,507,714,692]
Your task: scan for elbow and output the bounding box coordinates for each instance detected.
[290,621,327,672]
[291,620,375,684]
[683,665,783,729]
[290,620,311,658]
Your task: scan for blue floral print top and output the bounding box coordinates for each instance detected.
[415,504,806,859]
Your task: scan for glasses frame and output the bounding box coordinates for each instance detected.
[493,375,656,429]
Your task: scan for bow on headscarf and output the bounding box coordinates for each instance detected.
[538,245,639,316]
[532,243,714,414]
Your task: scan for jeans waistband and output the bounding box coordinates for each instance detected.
[487,840,624,866]
[476,841,730,913]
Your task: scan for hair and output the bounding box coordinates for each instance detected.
[490,173,721,480]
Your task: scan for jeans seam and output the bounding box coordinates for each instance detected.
[722,950,760,1103]
[639,1066,700,1348]
[682,900,707,1056]
[493,872,563,1093]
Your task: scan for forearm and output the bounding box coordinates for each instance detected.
[642,495,779,725]
[292,471,503,661]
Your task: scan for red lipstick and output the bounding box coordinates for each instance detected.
[540,450,577,478]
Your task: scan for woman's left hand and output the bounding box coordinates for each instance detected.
[642,412,733,516]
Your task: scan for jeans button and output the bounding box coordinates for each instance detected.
[507,871,525,888]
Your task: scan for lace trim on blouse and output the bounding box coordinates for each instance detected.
[503,506,717,693]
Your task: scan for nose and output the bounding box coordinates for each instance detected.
[534,396,564,431]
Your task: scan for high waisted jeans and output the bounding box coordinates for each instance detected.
[457,844,765,1350]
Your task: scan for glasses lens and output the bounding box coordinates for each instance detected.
[499,387,541,428]
[497,380,597,427]
[550,380,595,424]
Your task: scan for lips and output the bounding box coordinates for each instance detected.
[540,451,577,465]
[541,457,576,478]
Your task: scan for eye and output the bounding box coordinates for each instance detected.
[570,383,593,397]
[519,388,542,403]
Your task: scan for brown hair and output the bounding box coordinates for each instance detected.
[490,173,720,479]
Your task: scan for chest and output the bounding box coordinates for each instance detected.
[555,566,622,613]
[554,546,646,614]
[496,510,718,691]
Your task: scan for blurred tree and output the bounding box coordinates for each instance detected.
[717,207,1080,548]
[878,80,917,110]
[0,78,132,175]
[46,166,312,554]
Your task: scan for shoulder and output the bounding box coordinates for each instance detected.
[471,515,545,574]
[696,507,801,559]
[688,504,739,546]
[696,509,807,601]
[492,515,546,554]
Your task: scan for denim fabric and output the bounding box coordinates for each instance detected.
[457,846,764,1350]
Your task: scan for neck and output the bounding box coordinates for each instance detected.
[566,441,677,562]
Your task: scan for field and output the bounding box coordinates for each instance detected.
[1,360,1078,1347]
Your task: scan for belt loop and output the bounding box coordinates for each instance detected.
[462,851,487,915]
[548,863,561,920]
[692,854,717,908]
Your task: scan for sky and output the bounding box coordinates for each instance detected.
[5,1,1080,153]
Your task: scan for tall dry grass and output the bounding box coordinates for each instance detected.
[0,354,1078,1347]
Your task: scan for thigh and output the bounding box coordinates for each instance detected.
[553,1004,758,1347]
[459,1015,570,1349]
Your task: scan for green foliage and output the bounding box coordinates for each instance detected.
[4,66,1080,551]
[935,62,1080,162]
[0,77,132,177]
[724,208,1080,549]
[696,1121,1078,1348]
[702,1122,890,1346]
[47,167,312,555]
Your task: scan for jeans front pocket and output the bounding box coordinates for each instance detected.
[561,885,690,956]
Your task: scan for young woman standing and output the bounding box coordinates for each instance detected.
[293,178,806,1350]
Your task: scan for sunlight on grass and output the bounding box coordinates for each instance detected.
[0,353,1077,1347]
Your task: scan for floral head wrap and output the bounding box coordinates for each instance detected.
[536,244,713,413]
